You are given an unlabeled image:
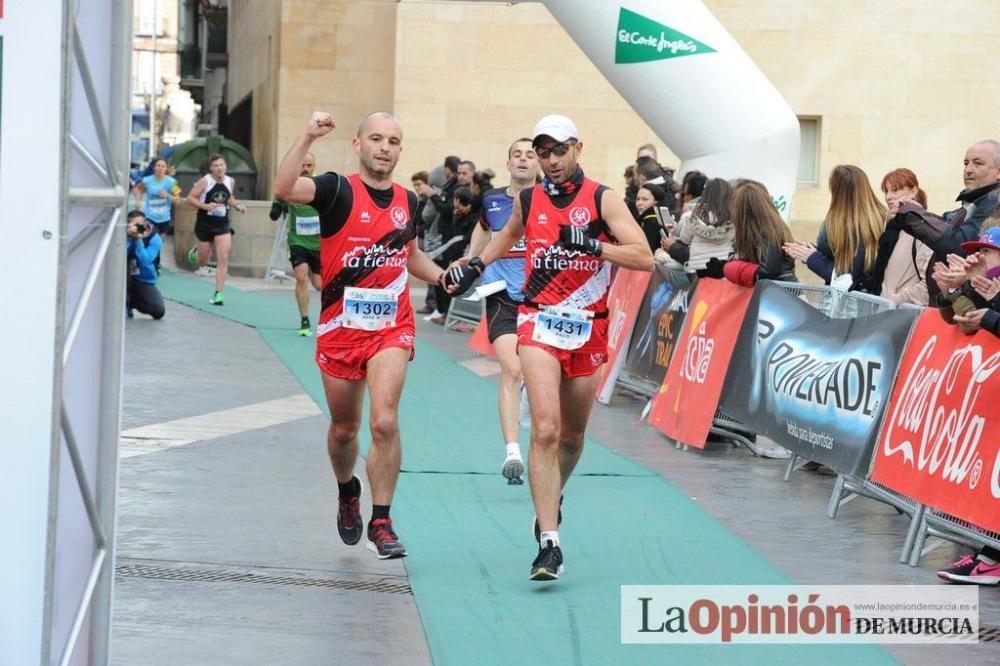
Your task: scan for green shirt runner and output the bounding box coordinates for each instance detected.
[275,197,321,252]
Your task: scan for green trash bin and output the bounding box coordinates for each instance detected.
[168,135,258,199]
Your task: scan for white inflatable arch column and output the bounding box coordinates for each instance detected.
[533,0,801,218]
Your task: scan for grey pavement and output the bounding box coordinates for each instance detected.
[113,279,1000,665]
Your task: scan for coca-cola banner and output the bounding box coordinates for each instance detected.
[620,266,694,393]
[720,282,918,475]
[649,279,753,448]
[870,311,1000,533]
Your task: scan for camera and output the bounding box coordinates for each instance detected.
[135,221,147,233]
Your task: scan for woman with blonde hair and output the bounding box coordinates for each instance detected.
[718,180,796,285]
[784,165,886,291]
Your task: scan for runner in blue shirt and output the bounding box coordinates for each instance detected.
[134,156,182,235]
[464,137,538,484]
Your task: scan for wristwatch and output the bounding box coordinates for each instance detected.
[469,256,486,274]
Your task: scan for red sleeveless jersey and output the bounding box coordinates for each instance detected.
[521,177,613,314]
[317,174,414,345]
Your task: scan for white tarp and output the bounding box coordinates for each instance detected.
[540,0,800,218]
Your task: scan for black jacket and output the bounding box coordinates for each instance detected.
[894,180,1000,302]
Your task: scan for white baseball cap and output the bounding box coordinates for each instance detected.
[532,114,579,143]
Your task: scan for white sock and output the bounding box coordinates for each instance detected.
[539,530,559,547]
[979,553,997,565]
[505,442,521,458]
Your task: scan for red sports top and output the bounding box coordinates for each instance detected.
[317,174,414,344]
[521,177,614,315]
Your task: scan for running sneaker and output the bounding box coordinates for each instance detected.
[529,539,564,581]
[210,291,224,306]
[501,452,524,485]
[297,324,313,337]
[937,554,1000,585]
[533,494,563,543]
[337,477,364,546]
[367,518,407,559]
[186,245,198,265]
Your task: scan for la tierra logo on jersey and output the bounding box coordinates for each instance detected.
[390,206,408,229]
[615,7,716,64]
[569,207,591,228]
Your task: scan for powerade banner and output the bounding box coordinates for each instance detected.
[870,311,1000,533]
[621,266,694,391]
[648,279,753,448]
[719,282,918,476]
[596,267,652,403]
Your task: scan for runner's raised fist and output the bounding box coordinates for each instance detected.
[306,112,336,139]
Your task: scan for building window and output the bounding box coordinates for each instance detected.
[136,0,161,36]
[797,116,820,185]
[135,50,156,94]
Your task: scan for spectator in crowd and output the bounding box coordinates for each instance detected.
[457,160,479,211]
[415,156,461,319]
[624,164,636,191]
[784,165,886,292]
[411,169,440,315]
[929,222,1000,585]
[634,156,678,216]
[866,168,933,305]
[675,177,735,277]
[720,180,797,285]
[411,170,431,232]
[636,143,657,161]
[634,182,668,254]
[474,168,495,199]
[430,186,478,324]
[893,140,1000,303]
[125,210,165,320]
[931,220,1000,333]
[661,172,709,265]
[677,170,707,215]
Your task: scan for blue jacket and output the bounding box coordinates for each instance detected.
[127,233,162,285]
[806,225,872,290]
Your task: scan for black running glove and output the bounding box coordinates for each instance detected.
[558,225,603,256]
[442,257,484,296]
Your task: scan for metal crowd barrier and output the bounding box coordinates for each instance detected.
[907,509,1000,567]
[444,279,485,331]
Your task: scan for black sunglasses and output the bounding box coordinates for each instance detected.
[533,140,576,159]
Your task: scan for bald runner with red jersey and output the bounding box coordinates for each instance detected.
[274,111,446,560]
[446,114,653,581]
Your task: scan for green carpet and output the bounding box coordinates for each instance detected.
[160,269,894,665]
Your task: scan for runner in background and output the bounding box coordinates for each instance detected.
[271,152,323,336]
[445,115,653,581]
[186,153,247,305]
[273,111,446,560]
[465,137,538,484]
[133,156,181,271]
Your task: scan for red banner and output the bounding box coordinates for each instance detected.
[596,268,653,403]
[467,316,496,358]
[648,279,753,448]
[870,310,1000,533]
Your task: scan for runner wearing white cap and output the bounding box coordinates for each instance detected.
[445,114,653,580]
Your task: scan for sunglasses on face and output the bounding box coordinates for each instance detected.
[533,140,576,159]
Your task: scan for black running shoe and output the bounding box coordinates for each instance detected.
[367,518,407,559]
[533,494,563,543]
[530,539,564,581]
[337,478,363,546]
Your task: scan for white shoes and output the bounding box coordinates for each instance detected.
[501,452,524,485]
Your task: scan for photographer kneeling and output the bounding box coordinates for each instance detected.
[126,210,165,320]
